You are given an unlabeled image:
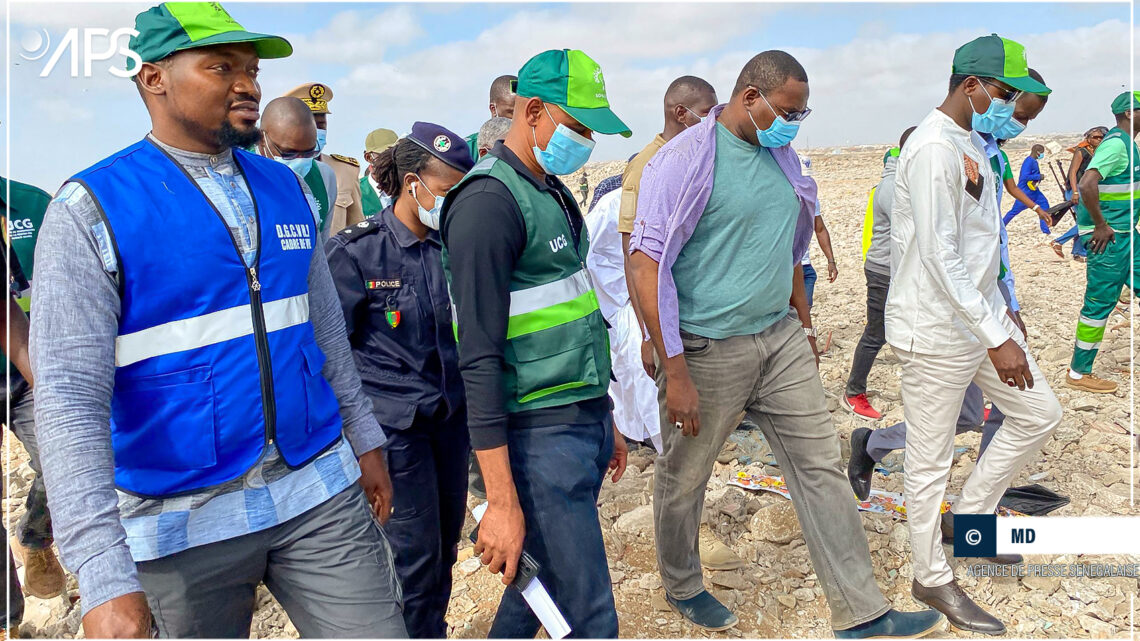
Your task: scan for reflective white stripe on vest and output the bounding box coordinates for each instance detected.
[509,271,591,317]
[115,294,310,367]
[1098,182,1140,193]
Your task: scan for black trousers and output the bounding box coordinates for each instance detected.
[845,267,890,397]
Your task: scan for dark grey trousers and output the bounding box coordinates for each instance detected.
[137,484,407,638]
[653,314,890,629]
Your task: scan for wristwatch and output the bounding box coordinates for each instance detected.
[802,327,817,338]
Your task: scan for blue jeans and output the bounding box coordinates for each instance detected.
[381,405,469,639]
[802,262,817,308]
[489,417,618,639]
[1056,225,1087,257]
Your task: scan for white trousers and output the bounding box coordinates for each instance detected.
[896,315,1063,587]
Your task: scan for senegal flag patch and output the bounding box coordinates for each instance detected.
[386,310,401,328]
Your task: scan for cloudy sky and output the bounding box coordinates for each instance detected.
[3,1,1136,191]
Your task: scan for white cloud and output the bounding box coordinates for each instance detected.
[9,2,146,31]
[4,3,1137,191]
[279,6,424,63]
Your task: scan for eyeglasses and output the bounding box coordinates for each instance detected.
[682,105,705,120]
[978,78,1022,104]
[263,133,320,160]
[752,86,812,123]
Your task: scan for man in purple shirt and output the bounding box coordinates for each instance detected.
[628,51,943,638]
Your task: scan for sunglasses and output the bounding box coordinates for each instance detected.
[978,77,1022,104]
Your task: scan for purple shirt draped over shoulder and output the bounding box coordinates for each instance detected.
[628,104,818,358]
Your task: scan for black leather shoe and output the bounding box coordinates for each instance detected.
[941,512,1023,564]
[912,579,1005,635]
[847,427,875,501]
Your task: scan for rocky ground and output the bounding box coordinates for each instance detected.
[5,136,1136,639]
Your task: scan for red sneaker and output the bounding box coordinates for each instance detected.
[842,394,882,420]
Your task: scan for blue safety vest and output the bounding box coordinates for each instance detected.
[72,139,343,497]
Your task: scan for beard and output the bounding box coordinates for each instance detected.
[217,120,261,149]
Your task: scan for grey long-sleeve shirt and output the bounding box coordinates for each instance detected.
[865,155,898,276]
[30,137,385,614]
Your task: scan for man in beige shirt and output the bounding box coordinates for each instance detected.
[621,76,717,371]
[284,82,365,233]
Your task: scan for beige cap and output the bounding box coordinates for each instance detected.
[283,82,332,114]
[364,128,399,153]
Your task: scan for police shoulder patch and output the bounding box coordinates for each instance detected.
[329,154,360,167]
[338,218,380,240]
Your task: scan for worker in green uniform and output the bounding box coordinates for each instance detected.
[1065,91,1140,394]
[361,127,399,217]
[440,48,631,637]
[1,176,68,602]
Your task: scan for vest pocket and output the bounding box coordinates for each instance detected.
[112,366,217,471]
[511,318,600,405]
[301,340,340,434]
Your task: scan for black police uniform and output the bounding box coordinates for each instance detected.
[325,206,468,639]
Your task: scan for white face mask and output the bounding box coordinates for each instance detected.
[411,176,445,229]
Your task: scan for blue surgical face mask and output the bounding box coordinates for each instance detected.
[748,90,801,148]
[683,106,706,127]
[531,106,596,175]
[993,117,1027,141]
[379,192,394,210]
[968,88,1015,134]
[412,176,445,230]
[315,128,327,153]
[279,156,314,176]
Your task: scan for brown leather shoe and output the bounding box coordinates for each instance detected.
[1065,373,1117,394]
[10,535,66,599]
[912,579,1005,635]
[940,512,1023,565]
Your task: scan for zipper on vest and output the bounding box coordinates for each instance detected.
[202,196,276,448]
[246,264,277,445]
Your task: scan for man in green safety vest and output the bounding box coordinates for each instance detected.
[2,176,68,607]
[1065,90,1140,394]
[258,96,337,240]
[440,48,631,637]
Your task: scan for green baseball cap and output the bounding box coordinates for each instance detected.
[127,2,292,73]
[515,49,632,138]
[1110,91,1140,114]
[952,34,1050,96]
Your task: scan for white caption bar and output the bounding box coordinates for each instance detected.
[997,517,1140,555]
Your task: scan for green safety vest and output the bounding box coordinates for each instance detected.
[441,155,612,414]
[1076,127,1139,234]
[360,175,385,218]
[302,162,332,233]
[1,176,49,312]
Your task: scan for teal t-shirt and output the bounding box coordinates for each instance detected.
[673,122,799,339]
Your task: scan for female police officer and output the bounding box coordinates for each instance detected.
[325,122,473,638]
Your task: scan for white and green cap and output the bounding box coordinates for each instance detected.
[127,2,292,74]
[952,34,1050,95]
[515,49,632,138]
